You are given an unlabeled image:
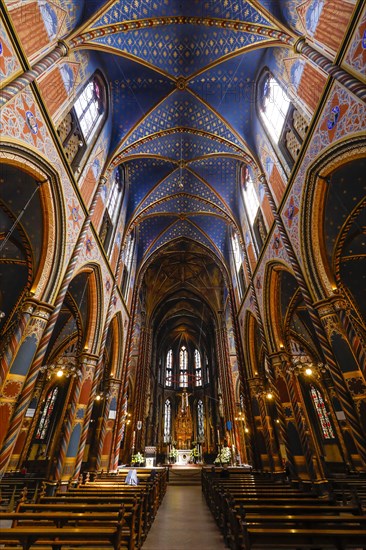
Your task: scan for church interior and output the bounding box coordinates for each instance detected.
[0,0,366,548]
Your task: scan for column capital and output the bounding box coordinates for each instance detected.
[293,36,307,54]
[313,295,347,340]
[57,40,70,56]
[21,297,54,317]
[314,293,350,314]
[78,352,99,366]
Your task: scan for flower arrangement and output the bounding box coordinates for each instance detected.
[131,452,144,465]
[190,447,199,461]
[169,447,178,459]
[214,446,232,464]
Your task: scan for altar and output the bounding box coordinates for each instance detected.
[177,449,191,465]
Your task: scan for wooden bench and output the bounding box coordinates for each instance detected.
[0,510,121,528]
[202,470,366,550]
[241,527,366,550]
[0,525,124,550]
[18,498,141,550]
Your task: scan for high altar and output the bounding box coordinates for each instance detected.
[175,389,192,450]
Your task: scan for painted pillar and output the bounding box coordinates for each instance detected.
[315,294,366,377]
[0,300,53,475]
[228,286,255,466]
[57,354,98,480]
[133,313,151,455]
[0,42,69,107]
[95,378,121,471]
[0,297,33,387]
[15,374,45,469]
[110,298,136,471]
[215,312,240,463]
[220,312,242,462]
[239,229,294,473]
[278,354,323,480]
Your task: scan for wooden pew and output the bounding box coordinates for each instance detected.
[36,497,142,549]
[202,470,366,550]
[0,525,124,550]
[241,526,366,550]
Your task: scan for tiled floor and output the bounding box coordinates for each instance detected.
[142,485,226,549]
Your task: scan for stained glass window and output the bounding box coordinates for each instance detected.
[107,168,124,224]
[166,349,173,387]
[242,166,260,226]
[198,400,204,438]
[74,77,104,143]
[206,358,210,384]
[194,349,202,387]
[310,385,335,439]
[261,75,291,143]
[125,234,134,272]
[35,387,59,440]
[179,346,188,387]
[164,399,171,443]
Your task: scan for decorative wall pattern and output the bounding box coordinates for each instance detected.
[281,83,366,267]
[344,6,366,78]
[0,91,85,277]
[0,22,21,83]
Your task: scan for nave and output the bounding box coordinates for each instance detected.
[1,1,366,547]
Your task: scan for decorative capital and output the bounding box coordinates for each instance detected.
[57,40,70,57]
[293,36,306,54]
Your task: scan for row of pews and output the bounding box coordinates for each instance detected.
[202,468,366,550]
[0,467,167,550]
[0,473,43,510]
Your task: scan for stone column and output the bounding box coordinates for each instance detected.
[315,294,366,377]
[239,230,294,472]
[133,313,151,455]
[56,354,98,480]
[95,378,121,471]
[278,353,324,480]
[0,296,35,387]
[0,300,53,475]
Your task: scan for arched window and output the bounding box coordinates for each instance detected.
[197,400,204,438]
[100,166,125,252]
[241,166,260,226]
[35,387,59,440]
[74,78,104,143]
[310,385,335,439]
[179,346,188,388]
[165,349,173,387]
[56,72,107,172]
[121,232,135,297]
[164,399,171,443]
[194,349,202,387]
[259,72,309,167]
[261,74,291,143]
[232,230,246,299]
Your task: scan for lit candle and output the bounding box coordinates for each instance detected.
[217,429,220,441]
[132,430,136,448]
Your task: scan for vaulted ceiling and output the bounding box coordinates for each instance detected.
[64,0,306,274]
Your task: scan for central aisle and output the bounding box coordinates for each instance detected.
[142,485,226,550]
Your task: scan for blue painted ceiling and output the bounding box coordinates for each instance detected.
[73,0,300,271]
